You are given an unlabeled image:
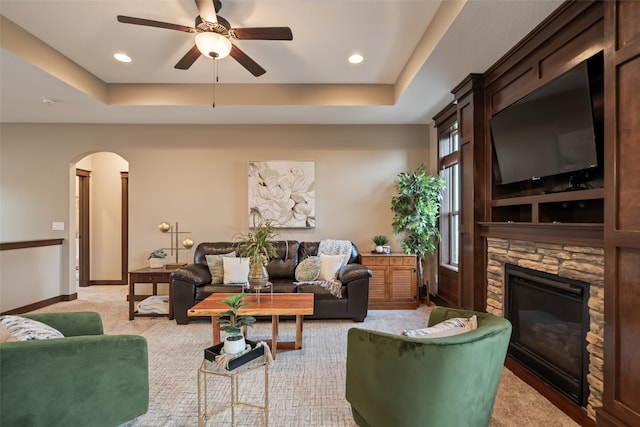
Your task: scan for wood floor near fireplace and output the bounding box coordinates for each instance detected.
[505,357,594,427]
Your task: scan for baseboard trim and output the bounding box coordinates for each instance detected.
[505,356,595,427]
[89,280,126,286]
[1,293,78,315]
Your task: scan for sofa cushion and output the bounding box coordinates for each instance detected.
[196,284,245,301]
[223,257,250,284]
[0,315,65,342]
[267,241,299,279]
[296,283,345,299]
[401,315,478,338]
[295,256,321,281]
[268,279,298,293]
[205,251,236,284]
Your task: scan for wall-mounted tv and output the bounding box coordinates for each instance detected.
[490,58,601,188]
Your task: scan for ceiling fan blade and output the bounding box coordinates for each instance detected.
[117,15,195,33]
[195,0,218,24]
[230,45,266,77]
[231,27,293,40]
[174,45,202,70]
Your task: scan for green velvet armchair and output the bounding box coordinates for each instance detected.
[0,311,149,427]
[346,307,512,427]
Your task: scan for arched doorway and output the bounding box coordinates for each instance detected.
[74,152,129,287]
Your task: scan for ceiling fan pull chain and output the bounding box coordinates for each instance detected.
[212,58,217,108]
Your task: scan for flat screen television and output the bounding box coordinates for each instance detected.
[490,59,600,188]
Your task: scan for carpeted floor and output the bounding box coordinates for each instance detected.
[29,286,579,427]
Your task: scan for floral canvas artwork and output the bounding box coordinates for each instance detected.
[248,161,316,228]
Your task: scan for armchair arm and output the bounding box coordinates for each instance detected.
[338,263,372,283]
[22,311,103,336]
[338,264,371,322]
[171,263,211,286]
[1,334,149,427]
[171,263,211,325]
[428,306,507,329]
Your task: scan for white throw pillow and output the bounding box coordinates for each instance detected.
[402,315,478,338]
[223,257,250,284]
[0,315,65,342]
[318,254,343,281]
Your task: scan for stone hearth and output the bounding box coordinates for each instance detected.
[485,238,604,420]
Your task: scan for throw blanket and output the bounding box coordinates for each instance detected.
[294,239,353,298]
[318,239,353,268]
[137,295,169,314]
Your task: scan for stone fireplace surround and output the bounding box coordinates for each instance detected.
[485,238,604,420]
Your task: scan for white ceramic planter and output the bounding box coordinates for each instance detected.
[224,335,246,355]
[149,258,164,268]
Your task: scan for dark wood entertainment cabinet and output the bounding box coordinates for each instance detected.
[491,188,604,224]
[434,1,640,426]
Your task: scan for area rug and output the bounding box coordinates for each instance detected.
[28,286,578,427]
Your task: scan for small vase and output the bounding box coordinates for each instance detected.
[375,246,384,253]
[224,335,246,355]
[248,258,269,289]
[149,258,164,268]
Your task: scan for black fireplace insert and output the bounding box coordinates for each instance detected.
[504,263,590,405]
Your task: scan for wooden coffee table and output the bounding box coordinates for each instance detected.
[188,293,314,358]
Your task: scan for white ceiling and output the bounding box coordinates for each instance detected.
[0,0,563,125]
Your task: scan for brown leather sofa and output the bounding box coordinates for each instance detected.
[171,240,372,324]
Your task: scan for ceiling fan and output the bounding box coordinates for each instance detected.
[117,0,293,77]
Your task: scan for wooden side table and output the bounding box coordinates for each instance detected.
[360,253,419,309]
[128,266,174,320]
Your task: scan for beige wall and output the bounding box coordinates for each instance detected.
[0,123,432,309]
[0,244,62,312]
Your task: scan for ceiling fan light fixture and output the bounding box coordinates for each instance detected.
[195,32,232,59]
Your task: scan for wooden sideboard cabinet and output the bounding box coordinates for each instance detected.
[361,254,418,309]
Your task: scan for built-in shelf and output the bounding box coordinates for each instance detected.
[490,188,604,225]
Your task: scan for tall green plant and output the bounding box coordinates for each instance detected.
[234,218,279,264]
[391,163,446,288]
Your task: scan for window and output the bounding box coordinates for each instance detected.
[439,122,460,269]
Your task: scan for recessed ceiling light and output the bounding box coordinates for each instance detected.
[348,54,364,64]
[114,52,132,63]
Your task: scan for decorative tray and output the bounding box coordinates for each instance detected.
[204,339,265,370]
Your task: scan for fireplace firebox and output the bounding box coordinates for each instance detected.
[504,263,590,406]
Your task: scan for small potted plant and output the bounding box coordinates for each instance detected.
[148,248,167,268]
[372,235,389,253]
[218,291,256,355]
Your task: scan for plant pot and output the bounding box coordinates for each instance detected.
[375,246,384,253]
[223,335,246,355]
[149,258,164,268]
